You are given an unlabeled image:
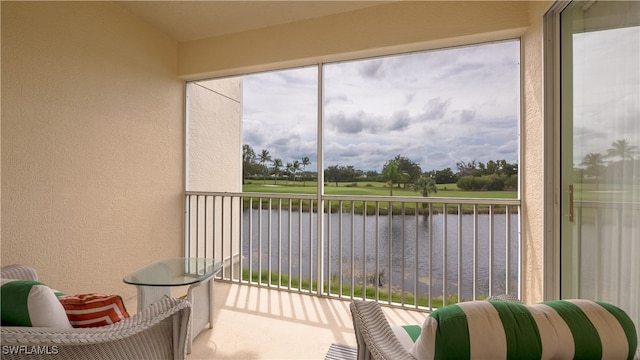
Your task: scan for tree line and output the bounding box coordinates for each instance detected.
[578,138,639,183]
[243,145,313,185]
[243,144,519,195]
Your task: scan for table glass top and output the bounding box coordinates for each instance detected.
[123,258,222,287]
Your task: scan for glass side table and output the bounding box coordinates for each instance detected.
[123,258,222,354]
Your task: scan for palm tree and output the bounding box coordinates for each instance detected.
[286,162,294,182]
[272,158,283,184]
[580,152,605,178]
[382,160,407,196]
[413,175,438,197]
[242,144,256,184]
[301,157,310,186]
[259,149,272,183]
[606,139,638,161]
[292,160,300,183]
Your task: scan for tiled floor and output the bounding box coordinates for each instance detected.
[187,282,429,360]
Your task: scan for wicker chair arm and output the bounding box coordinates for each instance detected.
[486,293,522,303]
[350,300,416,360]
[1,297,191,360]
[1,264,39,281]
[1,297,190,345]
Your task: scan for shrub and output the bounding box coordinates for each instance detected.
[457,176,487,190]
[505,175,518,190]
[457,175,505,191]
[485,174,505,191]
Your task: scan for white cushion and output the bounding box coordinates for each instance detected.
[0,279,72,328]
[391,325,421,352]
[410,300,638,360]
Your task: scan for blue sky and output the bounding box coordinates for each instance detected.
[242,40,521,172]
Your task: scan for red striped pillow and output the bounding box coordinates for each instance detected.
[58,294,130,328]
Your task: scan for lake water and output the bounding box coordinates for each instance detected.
[241,209,519,299]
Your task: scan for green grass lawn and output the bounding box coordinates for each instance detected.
[242,180,517,214]
[243,180,517,199]
[242,268,472,308]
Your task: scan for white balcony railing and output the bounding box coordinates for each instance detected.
[185,191,521,310]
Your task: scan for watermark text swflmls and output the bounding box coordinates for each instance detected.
[2,345,60,355]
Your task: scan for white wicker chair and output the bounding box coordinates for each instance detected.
[349,295,522,360]
[350,300,415,360]
[1,264,191,360]
[351,296,640,360]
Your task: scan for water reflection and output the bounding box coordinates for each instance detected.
[242,209,519,300]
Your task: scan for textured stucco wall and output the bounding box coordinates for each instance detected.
[178,1,531,79]
[520,1,552,304]
[187,78,242,192]
[1,2,184,301]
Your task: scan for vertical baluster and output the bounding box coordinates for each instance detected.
[515,206,524,299]
[221,196,225,280]
[473,204,479,300]
[211,196,216,275]
[214,195,218,265]
[277,198,282,288]
[362,201,367,300]
[401,202,406,306]
[505,205,511,295]
[414,201,419,309]
[339,200,343,298]
[298,198,303,291]
[204,195,208,264]
[258,197,263,285]
[246,197,253,283]
[185,195,191,259]
[489,204,494,297]
[327,200,332,296]
[442,203,448,307]
[203,195,208,260]
[388,201,393,305]
[317,196,325,296]
[267,198,272,288]
[457,204,463,302]
[375,201,380,302]
[428,203,433,309]
[288,198,293,290]
[236,195,242,283]
[196,195,201,259]
[309,199,314,294]
[223,195,226,278]
[227,195,232,281]
[351,200,355,299]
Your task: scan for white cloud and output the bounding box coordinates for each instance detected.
[572,26,640,167]
[242,40,522,171]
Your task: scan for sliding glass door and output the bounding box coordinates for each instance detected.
[560,0,639,331]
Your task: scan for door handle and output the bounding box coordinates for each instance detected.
[568,184,574,223]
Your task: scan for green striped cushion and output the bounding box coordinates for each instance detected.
[391,325,421,352]
[410,299,638,360]
[0,279,71,328]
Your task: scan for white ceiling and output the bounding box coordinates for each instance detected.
[115,1,394,42]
